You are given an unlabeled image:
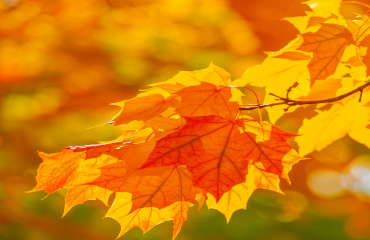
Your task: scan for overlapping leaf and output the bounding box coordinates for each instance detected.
[142,115,301,201]
[298,23,353,85]
[296,98,368,156]
[106,192,193,240]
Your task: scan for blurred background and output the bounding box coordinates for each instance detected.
[1,0,370,239]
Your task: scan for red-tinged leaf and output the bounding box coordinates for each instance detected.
[241,120,302,180]
[206,164,282,222]
[86,142,158,191]
[125,166,197,212]
[273,51,311,61]
[110,94,179,126]
[97,166,197,213]
[142,116,301,201]
[142,116,246,201]
[298,23,352,84]
[88,161,128,192]
[175,82,239,120]
[106,193,193,240]
[63,185,112,216]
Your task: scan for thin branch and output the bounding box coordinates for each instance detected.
[239,81,370,111]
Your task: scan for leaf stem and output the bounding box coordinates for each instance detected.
[239,81,370,111]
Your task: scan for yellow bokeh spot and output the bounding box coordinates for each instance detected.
[308,169,345,198]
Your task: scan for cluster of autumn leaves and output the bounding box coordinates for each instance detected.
[30,0,370,239]
[234,0,370,155]
[30,63,303,239]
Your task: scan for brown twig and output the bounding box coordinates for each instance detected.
[239,81,370,111]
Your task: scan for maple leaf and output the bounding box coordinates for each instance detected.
[142,115,301,201]
[96,165,197,211]
[90,163,199,239]
[298,23,353,85]
[296,98,368,156]
[29,149,88,196]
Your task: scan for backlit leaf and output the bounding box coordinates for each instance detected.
[142,115,301,201]
[298,24,353,85]
[175,82,239,120]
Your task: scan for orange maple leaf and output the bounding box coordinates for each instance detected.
[298,23,353,85]
[29,149,87,196]
[93,166,197,212]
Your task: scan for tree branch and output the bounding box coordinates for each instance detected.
[239,81,370,111]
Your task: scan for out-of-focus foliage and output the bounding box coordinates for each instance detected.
[2,0,370,239]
